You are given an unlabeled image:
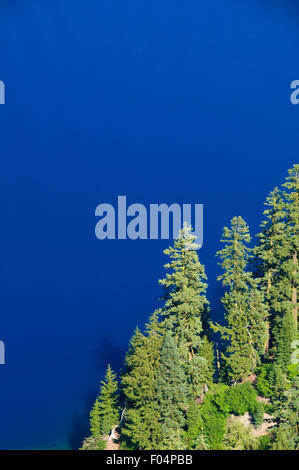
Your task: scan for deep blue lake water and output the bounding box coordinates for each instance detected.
[0,0,298,449]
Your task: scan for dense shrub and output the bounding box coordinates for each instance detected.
[199,398,227,450]
[225,383,258,416]
[190,383,265,449]
[223,419,259,450]
[257,434,272,450]
[194,384,230,449]
[256,363,290,398]
[184,399,202,448]
[287,364,298,382]
[251,402,264,428]
[255,364,273,398]
[80,436,107,450]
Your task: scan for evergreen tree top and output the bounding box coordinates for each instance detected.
[217,216,252,291]
[159,224,208,297]
[100,364,118,395]
[282,164,299,192]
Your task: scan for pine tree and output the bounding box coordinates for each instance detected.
[272,376,299,450]
[121,316,163,449]
[159,224,214,396]
[90,398,101,437]
[155,333,189,449]
[184,399,202,449]
[268,363,290,400]
[253,187,286,354]
[89,364,119,437]
[272,165,299,368]
[213,217,267,383]
[282,164,299,330]
[254,166,298,367]
[198,335,215,389]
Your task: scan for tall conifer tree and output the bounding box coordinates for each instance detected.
[253,187,286,354]
[89,364,119,437]
[272,376,299,450]
[213,217,267,383]
[254,166,298,367]
[159,224,214,396]
[121,317,163,449]
[155,333,189,449]
[282,164,299,329]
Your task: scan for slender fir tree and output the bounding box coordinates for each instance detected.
[213,217,267,383]
[90,398,101,437]
[282,164,299,330]
[121,316,163,449]
[253,187,286,354]
[159,224,214,396]
[155,333,189,449]
[272,376,299,450]
[89,364,119,437]
[184,399,202,449]
[271,165,299,368]
[254,166,298,367]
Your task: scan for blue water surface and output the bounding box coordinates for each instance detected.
[0,0,298,449]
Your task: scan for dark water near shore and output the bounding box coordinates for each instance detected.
[0,0,298,449]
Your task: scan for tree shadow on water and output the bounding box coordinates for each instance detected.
[68,407,91,450]
[67,337,127,449]
[94,337,127,373]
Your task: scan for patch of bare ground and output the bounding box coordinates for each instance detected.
[105,431,120,451]
[230,410,274,438]
[241,374,257,385]
[257,396,270,404]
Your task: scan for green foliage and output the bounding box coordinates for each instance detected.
[213,217,267,383]
[184,399,202,449]
[118,438,135,450]
[80,436,107,450]
[193,384,230,449]
[287,363,299,382]
[253,187,287,354]
[208,383,231,415]
[194,433,208,450]
[254,166,298,366]
[281,165,298,333]
[192,383,262,449]
[257,434,272,450]
[223,419,258,450]
[90,399,101,437]
[198,335,216,388]
[89,364,119,437]
[273,311,297,368]
[251,402,264,428]
[156,333,189,449]
[199,396,227,450]
[256,363,290,399]
[82,165,299,451]
[159,225,214,396]
[185,383,261,449]
[271,376,299,450]
[255,364,274,398]
[121,317,163,450]
[225,383,258,416]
